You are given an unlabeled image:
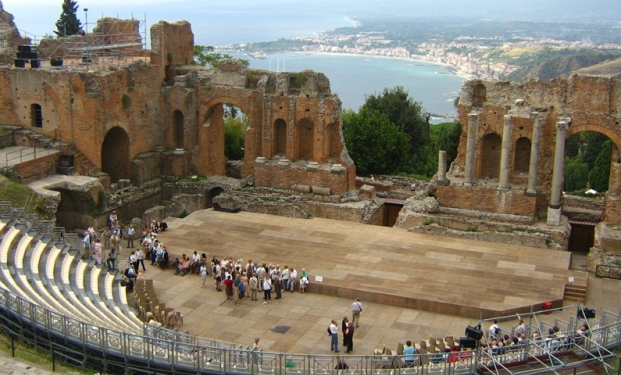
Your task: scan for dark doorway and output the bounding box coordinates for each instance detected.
[205,187,224,209]
[383,203,403,227]
[568,223,595,252]
[101,127,130,183]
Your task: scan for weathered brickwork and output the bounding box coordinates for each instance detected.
[436,184,537,217]
[0,16,355,196]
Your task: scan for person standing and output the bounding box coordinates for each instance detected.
[329,319,339,353]
[127,224,135,248]
[289,268,297,292]
[136,248,146,272]
[272,265,282,299]
[281,265,290,291]
[352,298,363,328]
[200,262,208,288]
[344,321,354,353]
[262,277,272,304]
[249,273,259,301]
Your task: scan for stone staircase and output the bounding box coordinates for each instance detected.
[564,271,588,304]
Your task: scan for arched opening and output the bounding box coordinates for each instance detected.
[205,187,224,209]
[274,118,287,157]
[31,104,43,128]
[325,122,341,162]
[172,110,184,149]
[481,133,501,179]
[223,103,247,178]
[297,118,314,161]
[473,83,487,103]
[101,127,130,183]
[513,137,531,183]
[563,130,619,269]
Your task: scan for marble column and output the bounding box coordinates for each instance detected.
[438,150,449,185]
[526,114,543,196]
[547,120,568,226]
[464,113,479,186]
[498,115,513,190]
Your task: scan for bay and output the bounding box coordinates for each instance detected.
[238,52,466,122]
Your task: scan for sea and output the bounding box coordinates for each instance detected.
[4,0,465,120]
[235,52,465,121]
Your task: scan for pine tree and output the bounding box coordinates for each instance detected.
[54,0,83,37]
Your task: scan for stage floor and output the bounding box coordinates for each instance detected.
[156,210,579,319]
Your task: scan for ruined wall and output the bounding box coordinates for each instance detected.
[451,76,621,223]
[0,10,356,195]
[436,184,537,217]
[0,1,29,65]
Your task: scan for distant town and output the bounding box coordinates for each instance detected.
[222,18,621,81]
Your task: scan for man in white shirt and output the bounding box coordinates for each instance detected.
[352,298,363,328]
[329,320,339,352]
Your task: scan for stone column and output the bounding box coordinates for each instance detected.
[438,150,449,185]
[498,115,513,190]
[526,114,543,196]
[547,120,569,226]
[464,112,479,186]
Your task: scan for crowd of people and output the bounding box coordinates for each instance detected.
[210,258,310,305]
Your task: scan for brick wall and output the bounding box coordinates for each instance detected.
[437,184,537,217]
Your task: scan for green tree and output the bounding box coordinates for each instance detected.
[54,0,83,37]
[436,121,462,168]
[342,108,410,175]
[361,86,430,174]
[583,132,608,170]
[194,45,249,67]
[564,156,589,192]
[223,105,246,160]
[588,139,612,192]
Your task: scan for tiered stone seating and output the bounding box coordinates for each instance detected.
[0,202,143,336]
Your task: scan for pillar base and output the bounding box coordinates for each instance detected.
[547,207,562,226]
[437,179,450,186]
[525,190,537,197]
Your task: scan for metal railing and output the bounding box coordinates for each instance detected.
[0,285,620,375]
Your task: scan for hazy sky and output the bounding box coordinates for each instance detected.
[2,0,620,45]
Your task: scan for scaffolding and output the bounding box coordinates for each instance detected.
[37,15,149,71]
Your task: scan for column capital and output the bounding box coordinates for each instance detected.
[556,121,569,132]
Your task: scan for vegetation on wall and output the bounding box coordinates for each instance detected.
[223,104,247,161]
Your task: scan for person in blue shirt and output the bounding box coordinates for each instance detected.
[403,340,416,366]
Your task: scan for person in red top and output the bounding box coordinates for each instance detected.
[223,275,234,300]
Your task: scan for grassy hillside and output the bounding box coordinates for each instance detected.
[504,49,621,81]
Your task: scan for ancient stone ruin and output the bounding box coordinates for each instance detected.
[397,76,621,272]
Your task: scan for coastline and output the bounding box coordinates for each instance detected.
[291,51,474,80]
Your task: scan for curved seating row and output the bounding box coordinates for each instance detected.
[0,220,142,334]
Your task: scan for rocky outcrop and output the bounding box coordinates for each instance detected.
[0,1,30,65]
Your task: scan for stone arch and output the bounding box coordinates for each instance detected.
[513,137,531,175]
[101,127,130,183]
[273,118,287,157]
[172,110,184,149]
[31,103,43,128]
[325,122,341,162]
[199,96,258,177]
[473,82,487,103]
[567,124,621,154]
[481,133,501,179]
[297,118,314,161]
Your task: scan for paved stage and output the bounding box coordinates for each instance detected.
[157,210,579,318]
[139,209,619,354]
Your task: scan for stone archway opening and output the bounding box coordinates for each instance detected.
[563,130,618,266]
[223,103,247,178]
[481,133,501,179]
[297,118,314,161]
[205,187,224,209]
[513,137,531,184]
[274,118,287,157]
[101,127,130,183]
[172,110,185,149]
